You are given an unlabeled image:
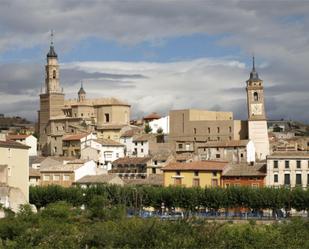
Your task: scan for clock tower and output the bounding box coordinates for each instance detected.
[246,57,269,160]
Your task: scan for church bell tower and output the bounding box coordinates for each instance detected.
[38,31,65,155]
[246,57,269,160]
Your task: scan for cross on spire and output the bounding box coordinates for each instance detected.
[50,29,54,46]
[252,55,255,71]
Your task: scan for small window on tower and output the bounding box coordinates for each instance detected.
[253,92,258,101]
[105,113,110,123]
[53,70,56,79]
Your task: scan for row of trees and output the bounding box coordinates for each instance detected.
[30,185,309,212]
[1,201,309,248]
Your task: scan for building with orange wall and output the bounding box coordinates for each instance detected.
[222,163,266,187]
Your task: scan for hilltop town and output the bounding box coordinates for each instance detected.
[0,40,308,214]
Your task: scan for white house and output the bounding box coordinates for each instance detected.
[7,134,37,156]
[149,116,169,134]
[266,152,309,188]
[81,138,125,171]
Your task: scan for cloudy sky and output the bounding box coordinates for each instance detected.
[0,0,309,122]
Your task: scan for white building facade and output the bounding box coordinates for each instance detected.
[266,152,309,188]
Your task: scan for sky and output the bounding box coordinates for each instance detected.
[0,0,309,123]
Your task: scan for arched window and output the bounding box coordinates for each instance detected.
[253,92,258,101]
[53,70,56,79]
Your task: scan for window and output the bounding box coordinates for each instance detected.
[141,142,144,146]
[240,153,244,158]
[8,148,11,158]
[229,126,232,133]
[194,171,199,177]
[43,175,50,181]
[274,160,278,169]
[252,183,259,188]
[178,144,183,149]
[274,174,278,183]
[296,174,302,185]
[229,136,232,141]
[297,160,301,169]
[208,127,211,133]
[307,174,309,185]
[154,160,158,165]
[53,70,56,79]
[217,137,220,141]
[116,153,119,158]
[253,92,258,101]
[285,160,289,169]
[194,128,197,134]
[216,154,220,159]
[176,171,180,176]
[141,148,144,153]
[217,127,220,133]
[105,113,110,123]
[284,174,290,185]
[152,168,156,174]
[193,178,200,187]
[211,179,218,187]
[63,175,70,181]
[81,113,83,117]
[53,175,60,181]
[213,172,217,177]
[174,178,182,186]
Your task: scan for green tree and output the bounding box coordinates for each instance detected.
[144,123,152,133]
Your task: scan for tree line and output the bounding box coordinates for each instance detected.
[30,185,309,213]
[1,201,309,248]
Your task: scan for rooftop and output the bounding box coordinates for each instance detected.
[124,174,163,186]
[223,163,266,177]
[113,157,151,165]
[95,138,124,146]
[6,134,31,140]
[0,140,30,150]
[63,133,88,141]
[75,174,122,184]
[267,152,309,159]
[143,112,161,120]
[163,160,228,171]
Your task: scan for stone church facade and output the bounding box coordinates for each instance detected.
[38,41,130,156]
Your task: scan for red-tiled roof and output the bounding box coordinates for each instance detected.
[0,140,30,149]
[96,138,124,146]
[162,160,228,171]
[143,112,161,120]
[63,133,88,141]
[7,134,31,140]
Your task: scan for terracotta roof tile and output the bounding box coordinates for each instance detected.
[63,133,88,141]
[143,112,161,120]
[75,174,122,184]
[7,134,31,140]
[223,163,266,177]
[0,140,30,149]
[163,160,228,171]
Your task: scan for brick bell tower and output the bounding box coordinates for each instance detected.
[246,56,269,160]
[38,31,65,155]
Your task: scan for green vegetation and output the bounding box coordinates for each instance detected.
[1,200,309,248]
[30,185,309,213]
[144,123,152,133]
